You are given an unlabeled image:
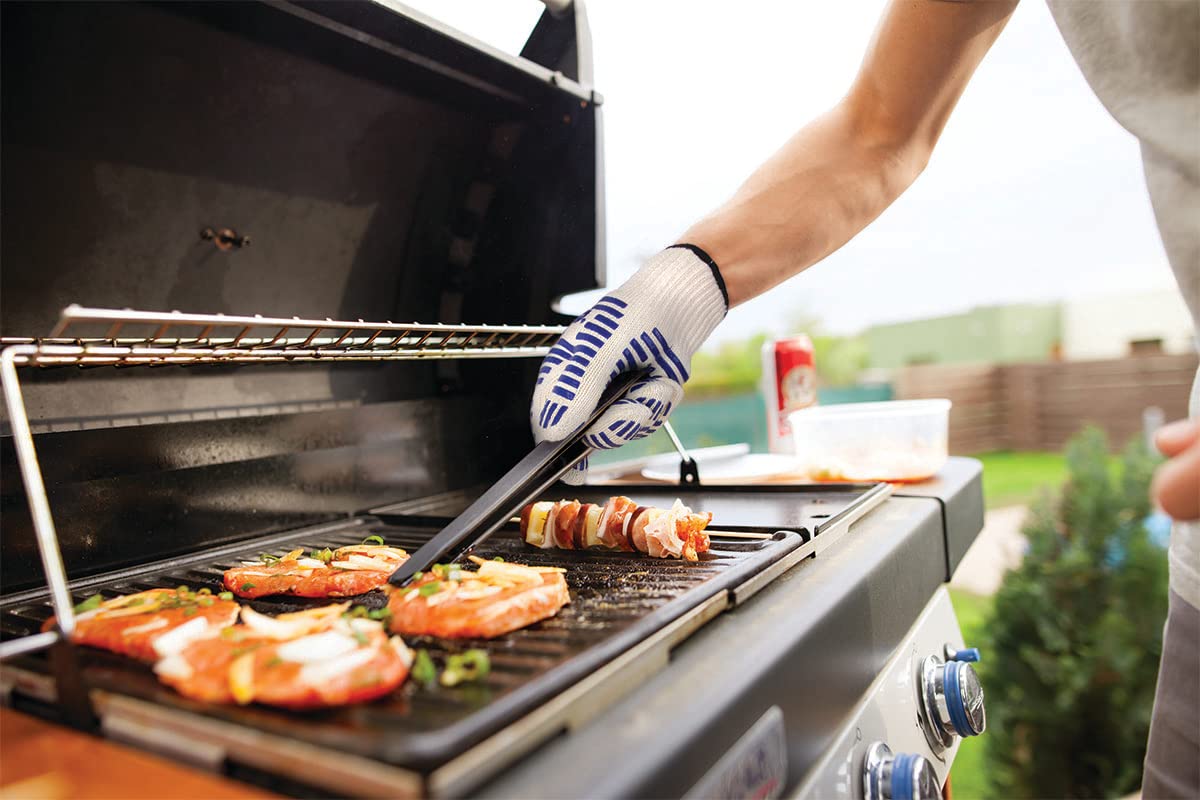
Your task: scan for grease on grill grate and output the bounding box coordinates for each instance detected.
[0,521,795,770]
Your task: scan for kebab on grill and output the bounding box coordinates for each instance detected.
[155,604,412,710]
[223,542,409,599]
[48,587,240,663]
[388,556,569,639]
[520,496,712,561]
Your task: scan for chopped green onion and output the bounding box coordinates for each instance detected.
[126,598,144,607]
[220,627,239,641]
[366,608,392,623]
[240,582,256,592]
[352,630,369,646]
[345,606,369,619]
[310,548,334,563]
[183,606,198,617]
[265,656,282,668]
[418,581,442,597]
[440,649,491,687]
[197,587,212,595]
[412,571,424,581]
[493,556,505,562]
[198,596,214,607]
[176,585,190,594]
[259,552,280,564]
[412,649,437,687]
[73,594,103,614]
[362,535,385,546]
[218,591,233,601]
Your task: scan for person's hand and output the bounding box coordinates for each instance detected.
[530,245,727,484]
[1152,418,1200,521]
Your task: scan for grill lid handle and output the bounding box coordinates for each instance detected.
[388,369,649,586]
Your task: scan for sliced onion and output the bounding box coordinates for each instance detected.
[151,617,211,658]
[154,654,194,682]
[329,554,394,571]
[295,558,327,569]
[121,617,170,637]
[276,631,359,664]
[240,604,346,640]
[299,646,378,686]
[389,636,413,668]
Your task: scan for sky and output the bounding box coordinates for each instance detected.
[402,0,1183,344]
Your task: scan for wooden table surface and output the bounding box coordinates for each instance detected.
[0,707,276,800]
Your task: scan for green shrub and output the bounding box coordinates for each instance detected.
[983,427,1167,799]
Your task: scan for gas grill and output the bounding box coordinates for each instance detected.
[0,2,989,798]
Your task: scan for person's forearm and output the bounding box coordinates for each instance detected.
[681,0,1017,308]
[681,103,927,307]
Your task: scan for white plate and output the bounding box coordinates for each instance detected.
[641,453,803,484]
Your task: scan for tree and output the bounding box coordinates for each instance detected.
[983,427,1167,799]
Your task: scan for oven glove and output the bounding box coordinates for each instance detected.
[531,244,727,484]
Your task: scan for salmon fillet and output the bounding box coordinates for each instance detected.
[388,557,570,639]
[50,588,240,663]
[224,544,408,599]
[155,604,412,710]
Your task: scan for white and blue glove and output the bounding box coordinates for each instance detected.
[531,245,728,484]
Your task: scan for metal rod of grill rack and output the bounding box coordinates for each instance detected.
[0,305,568,652]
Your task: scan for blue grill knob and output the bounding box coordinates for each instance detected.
[919,653,987,752]
[943,661,986,737]
[945,645,981,663]
[863,742,940,800]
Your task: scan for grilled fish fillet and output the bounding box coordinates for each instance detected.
[388,558,570,639]
[224,544,408,599]
[155,605,412,710]
[48,588,239,662]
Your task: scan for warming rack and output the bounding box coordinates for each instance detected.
[0,305,567,669]
[1,304,566,366]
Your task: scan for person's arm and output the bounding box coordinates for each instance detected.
[685,0,1019,306]
[531,0,1019,481]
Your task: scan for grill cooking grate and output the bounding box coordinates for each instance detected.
[0,518,803,780]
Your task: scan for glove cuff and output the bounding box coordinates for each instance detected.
[667,243,729,309]
[620,246,727,356]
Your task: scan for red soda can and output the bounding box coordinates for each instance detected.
[761,335,817,453]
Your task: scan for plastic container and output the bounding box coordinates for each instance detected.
[787,399,951,482]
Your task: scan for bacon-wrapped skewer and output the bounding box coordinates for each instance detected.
[520,496,711,561]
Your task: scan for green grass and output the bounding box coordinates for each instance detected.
[948,588,994,799]
[975,450,1068,509]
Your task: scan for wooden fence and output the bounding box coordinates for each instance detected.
[894,354,1198,453]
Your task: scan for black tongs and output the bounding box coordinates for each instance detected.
[388,370,648,587]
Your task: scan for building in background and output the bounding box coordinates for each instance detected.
[865,303,1061,369]
[1061,288,1194,360]
[864,289,1194,370]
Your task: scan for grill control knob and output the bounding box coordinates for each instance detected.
[944,644,981,663]
[918,653,986,752]
[862,742,940,800]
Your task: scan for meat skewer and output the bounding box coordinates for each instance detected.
[519,496,713,561]
[506,518,772,540]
